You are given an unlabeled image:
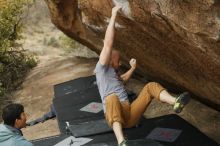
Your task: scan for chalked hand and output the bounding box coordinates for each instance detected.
[129,58,136,69]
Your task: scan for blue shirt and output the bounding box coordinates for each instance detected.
[0,124,33,146]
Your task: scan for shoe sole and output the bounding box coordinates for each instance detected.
[175,92,190,113]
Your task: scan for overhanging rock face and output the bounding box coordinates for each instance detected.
[44,0,220,109]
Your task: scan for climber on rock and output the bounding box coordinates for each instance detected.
[94,5,190,146]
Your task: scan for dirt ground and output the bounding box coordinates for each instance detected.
[2,0,220,144]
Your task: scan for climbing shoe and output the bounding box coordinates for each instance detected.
[173,92,190,113]
[119,140,127,146]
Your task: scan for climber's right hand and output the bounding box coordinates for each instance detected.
[112,5,122,15]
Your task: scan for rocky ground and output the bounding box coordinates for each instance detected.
[1,0,219,144]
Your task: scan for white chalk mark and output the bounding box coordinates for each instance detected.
[80,12,104,31]
[87,24,104,31]
[113,0,133,20]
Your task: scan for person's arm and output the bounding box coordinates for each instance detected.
[120,59,136,82]
[99,6,121,65]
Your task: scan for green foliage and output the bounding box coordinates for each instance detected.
[59,34,98,58]
[45,37,60,47]
[0,0,37,96]
[59,35,83,53]
[0,83,5,97]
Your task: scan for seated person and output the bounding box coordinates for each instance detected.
[94,6,190,146]
[0,103,33,146]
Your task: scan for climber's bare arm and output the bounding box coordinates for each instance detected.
[99,6,121,65]
[120,59,137,82]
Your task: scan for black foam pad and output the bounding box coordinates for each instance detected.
[54,75,96,98]
[90,139,163,146]
[68,119,112,137]
[81,114,219,146]
[32,115,219,146]
[52,76,219,146]
[53,86,103,133]
[31,135,69,146]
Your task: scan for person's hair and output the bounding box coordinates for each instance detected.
[2,104,24,126]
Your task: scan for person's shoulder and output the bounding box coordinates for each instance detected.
[0,124,10,132]
[13,135,33,146]
[95,61,109,73]
[14,140,34,146]
[0,123,6,128]
[97,61,108,67]
[0,124,5,129]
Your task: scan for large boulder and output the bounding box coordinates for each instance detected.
[44,0,220,109]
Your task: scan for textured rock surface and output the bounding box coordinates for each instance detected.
[44,0,220,109]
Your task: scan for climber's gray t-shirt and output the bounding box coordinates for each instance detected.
[94,62,128,112]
